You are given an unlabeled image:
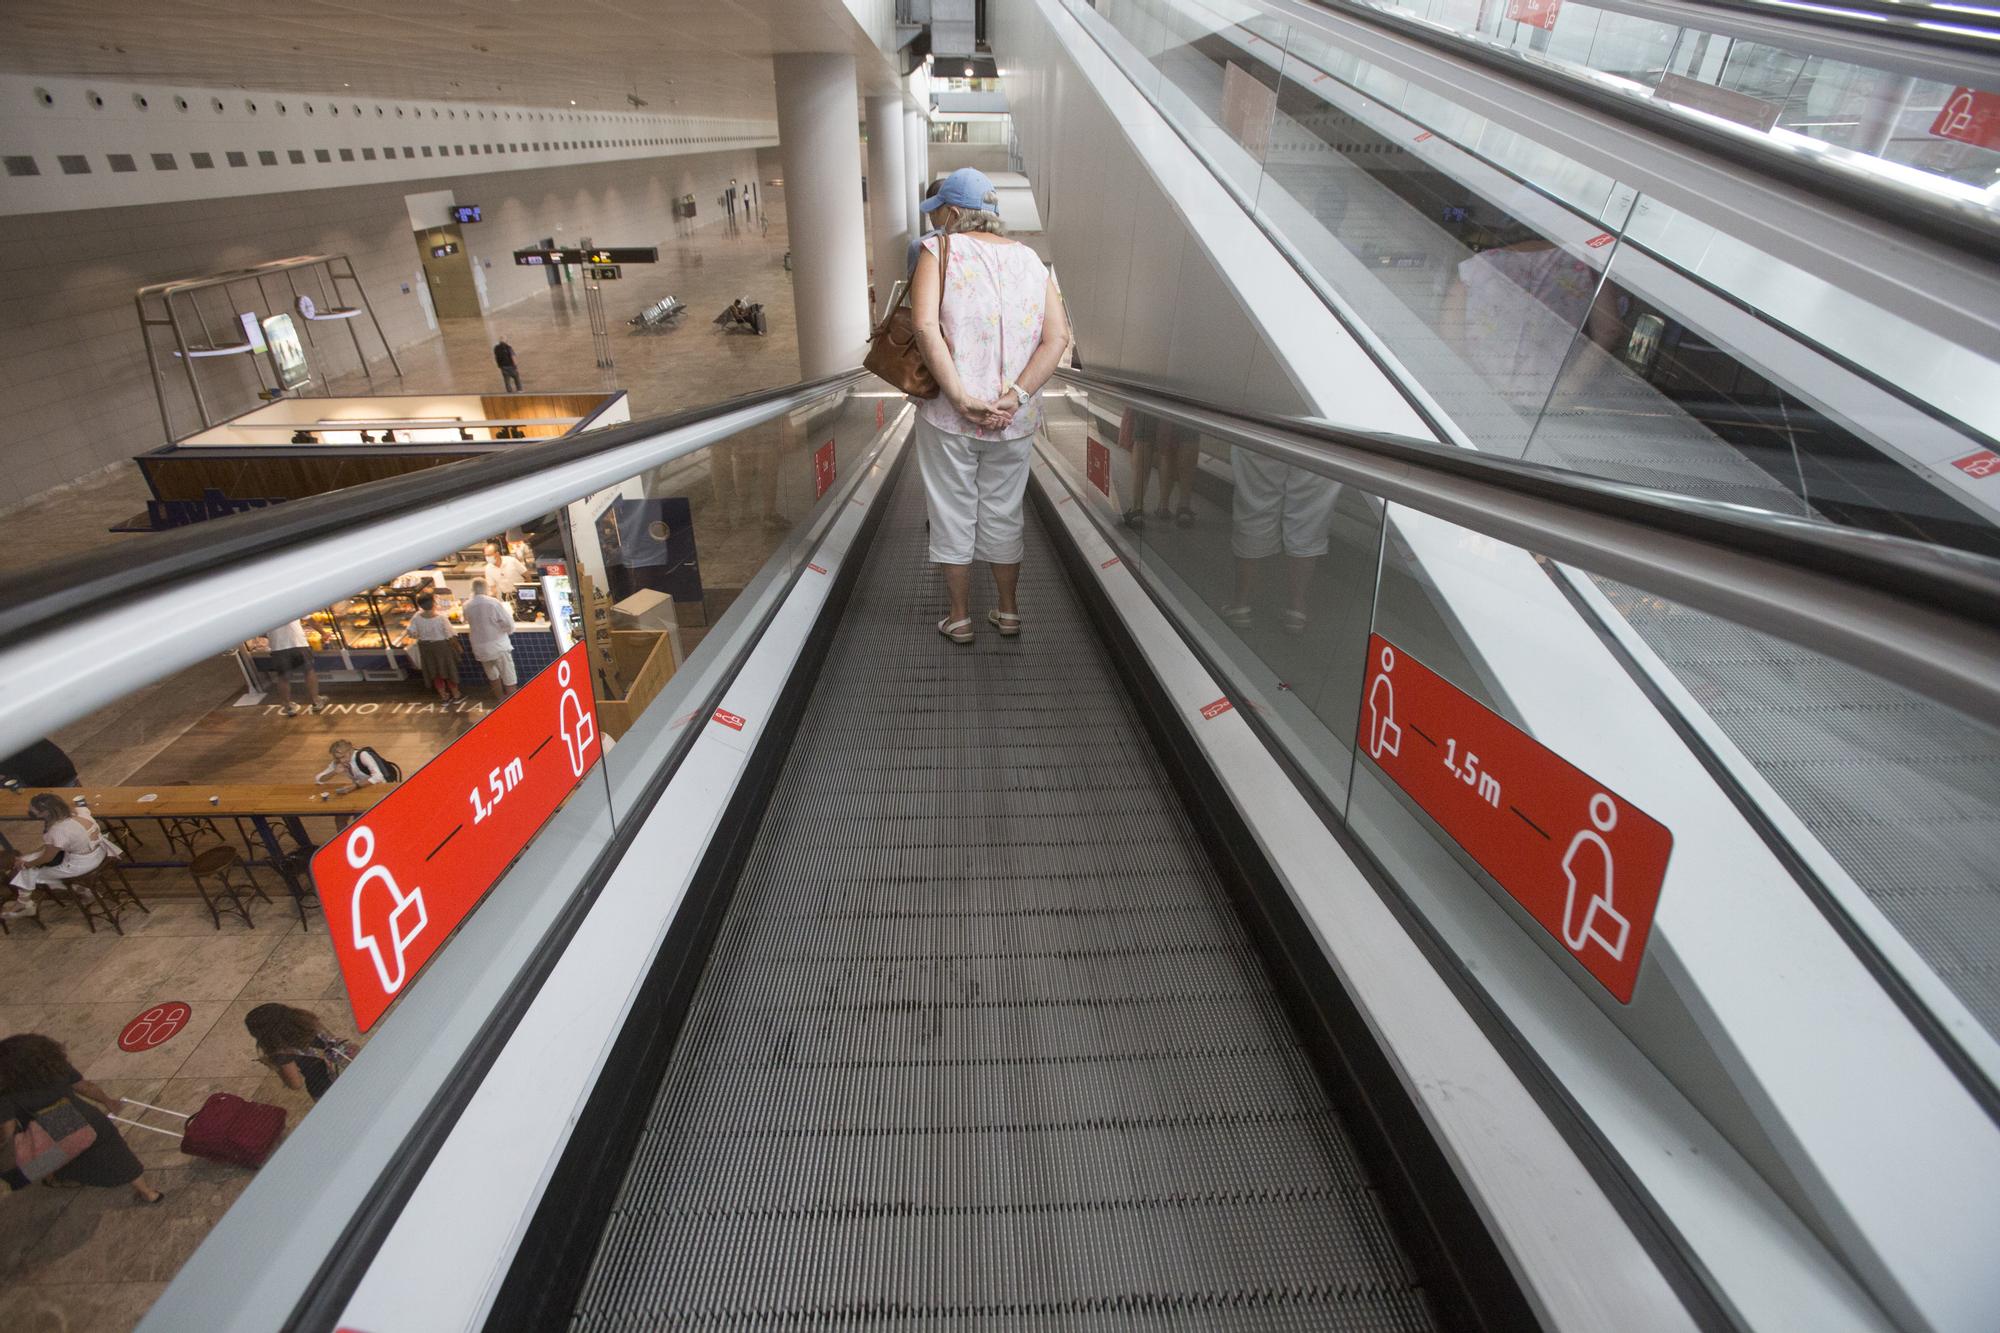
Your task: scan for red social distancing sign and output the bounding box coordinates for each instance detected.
[314,642,601,1030]
[814,438,837,498]
[119,1001,192,1052]
[1086,438,1111,496]
[1358,634,1671,1002]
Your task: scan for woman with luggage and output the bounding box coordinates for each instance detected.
[0,1034,163,1203]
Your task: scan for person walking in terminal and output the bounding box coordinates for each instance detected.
[0,1035,164,1204]
[909,168,1072,644]
[464,578,519,700]
[265,618,322,716]
[3,794,121,919]
[493,337,522,392]
[245,1004,357,1102]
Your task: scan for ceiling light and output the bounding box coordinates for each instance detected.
[964,64,974,76]
[570,99,577,105]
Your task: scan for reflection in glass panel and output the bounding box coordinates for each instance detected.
[1587,575,2000,1046]
[1042,387,1385,803]
[1532,252,2000,554]
[570,385,887,802]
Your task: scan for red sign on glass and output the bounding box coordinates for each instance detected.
[1931,87,2000,151]
[313,642,601,1030]
[814,438,837,498]
[1951,449,2000,479]
[1359,635,1671,1002]
[119,1001,192,1052]
[1086,437,1111,495]
[1506,0,1562,29]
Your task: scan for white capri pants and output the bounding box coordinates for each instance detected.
[1231,449,1340,560]
[916,417,1034,566]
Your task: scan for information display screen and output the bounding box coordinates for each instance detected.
[451,204,482,223]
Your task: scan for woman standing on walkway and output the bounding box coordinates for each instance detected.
[0,1034,163,1203]
[910,168,1071,644]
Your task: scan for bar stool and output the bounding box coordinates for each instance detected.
[161,814,225,859]
[92,857,149,918]
[187,845,271,929]
[53,865,126,935]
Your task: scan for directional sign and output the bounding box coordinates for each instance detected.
[1358,634,1671,1002]
[313,642,601,1030]
[585,265,622,281]
[512,246,659,267]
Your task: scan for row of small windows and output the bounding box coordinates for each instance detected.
[29,86,733,132]
[1,135,753,178]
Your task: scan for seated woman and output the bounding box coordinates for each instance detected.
[3,793,120,920]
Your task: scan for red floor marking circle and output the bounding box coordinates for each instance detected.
[119,1001,192,1052]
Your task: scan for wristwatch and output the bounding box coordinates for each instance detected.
[1004,380,1027,401]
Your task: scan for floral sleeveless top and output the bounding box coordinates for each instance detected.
[918,234,1049,442]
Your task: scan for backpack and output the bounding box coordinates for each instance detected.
[356,746,402,783]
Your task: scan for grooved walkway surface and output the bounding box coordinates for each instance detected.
[571,466,1436,1329]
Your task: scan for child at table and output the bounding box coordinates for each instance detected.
[245,1004,357,1101]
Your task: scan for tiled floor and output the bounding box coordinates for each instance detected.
[0,202,807,1333]
[0,886,351,1333]
[0,202,802,574]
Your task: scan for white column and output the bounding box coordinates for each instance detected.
[774,53,871,379]
[904,107,928,237]
[865,96,908,298]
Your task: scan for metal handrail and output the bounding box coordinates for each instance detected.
[0,369,865,642]
[1057,367,2000,723]
[0,370,868,759]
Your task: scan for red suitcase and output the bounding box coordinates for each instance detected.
[112,1094,287,1167]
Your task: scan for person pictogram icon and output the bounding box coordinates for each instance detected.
[1560,793,1630,961]
[1366,645,1402,760]
[345,825,428,994]
[557,658,597,778]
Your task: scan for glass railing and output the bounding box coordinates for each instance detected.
[1065,0,2000,558]
[1310,0,2000,216]
[1036,374,2000,1328]
[0,377,899,1331]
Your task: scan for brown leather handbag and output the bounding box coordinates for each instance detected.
[864,233,949,398]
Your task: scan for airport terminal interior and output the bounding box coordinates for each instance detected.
[0,0,1996,1330]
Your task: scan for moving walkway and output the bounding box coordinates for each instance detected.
[1,353,1993,1332]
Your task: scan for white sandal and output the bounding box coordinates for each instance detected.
[987,610,1021,637]
[937,616,974,645]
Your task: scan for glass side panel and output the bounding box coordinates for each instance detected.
[0,388,899,1326]
[1068,0,2000,556]
[1318,0,2000,210]
[1042,383,1388,807]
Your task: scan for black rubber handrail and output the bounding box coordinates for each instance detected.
[0,369,865,645]
[1064,366,2000,626]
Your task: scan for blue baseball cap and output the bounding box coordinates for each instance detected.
[920,167,997,214]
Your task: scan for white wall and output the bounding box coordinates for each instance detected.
[0,74,774,216]
[0,148,760,509]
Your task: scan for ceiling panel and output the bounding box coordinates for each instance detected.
[0,0,895,119]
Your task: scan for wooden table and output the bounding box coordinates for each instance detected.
[0,783,394,922]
